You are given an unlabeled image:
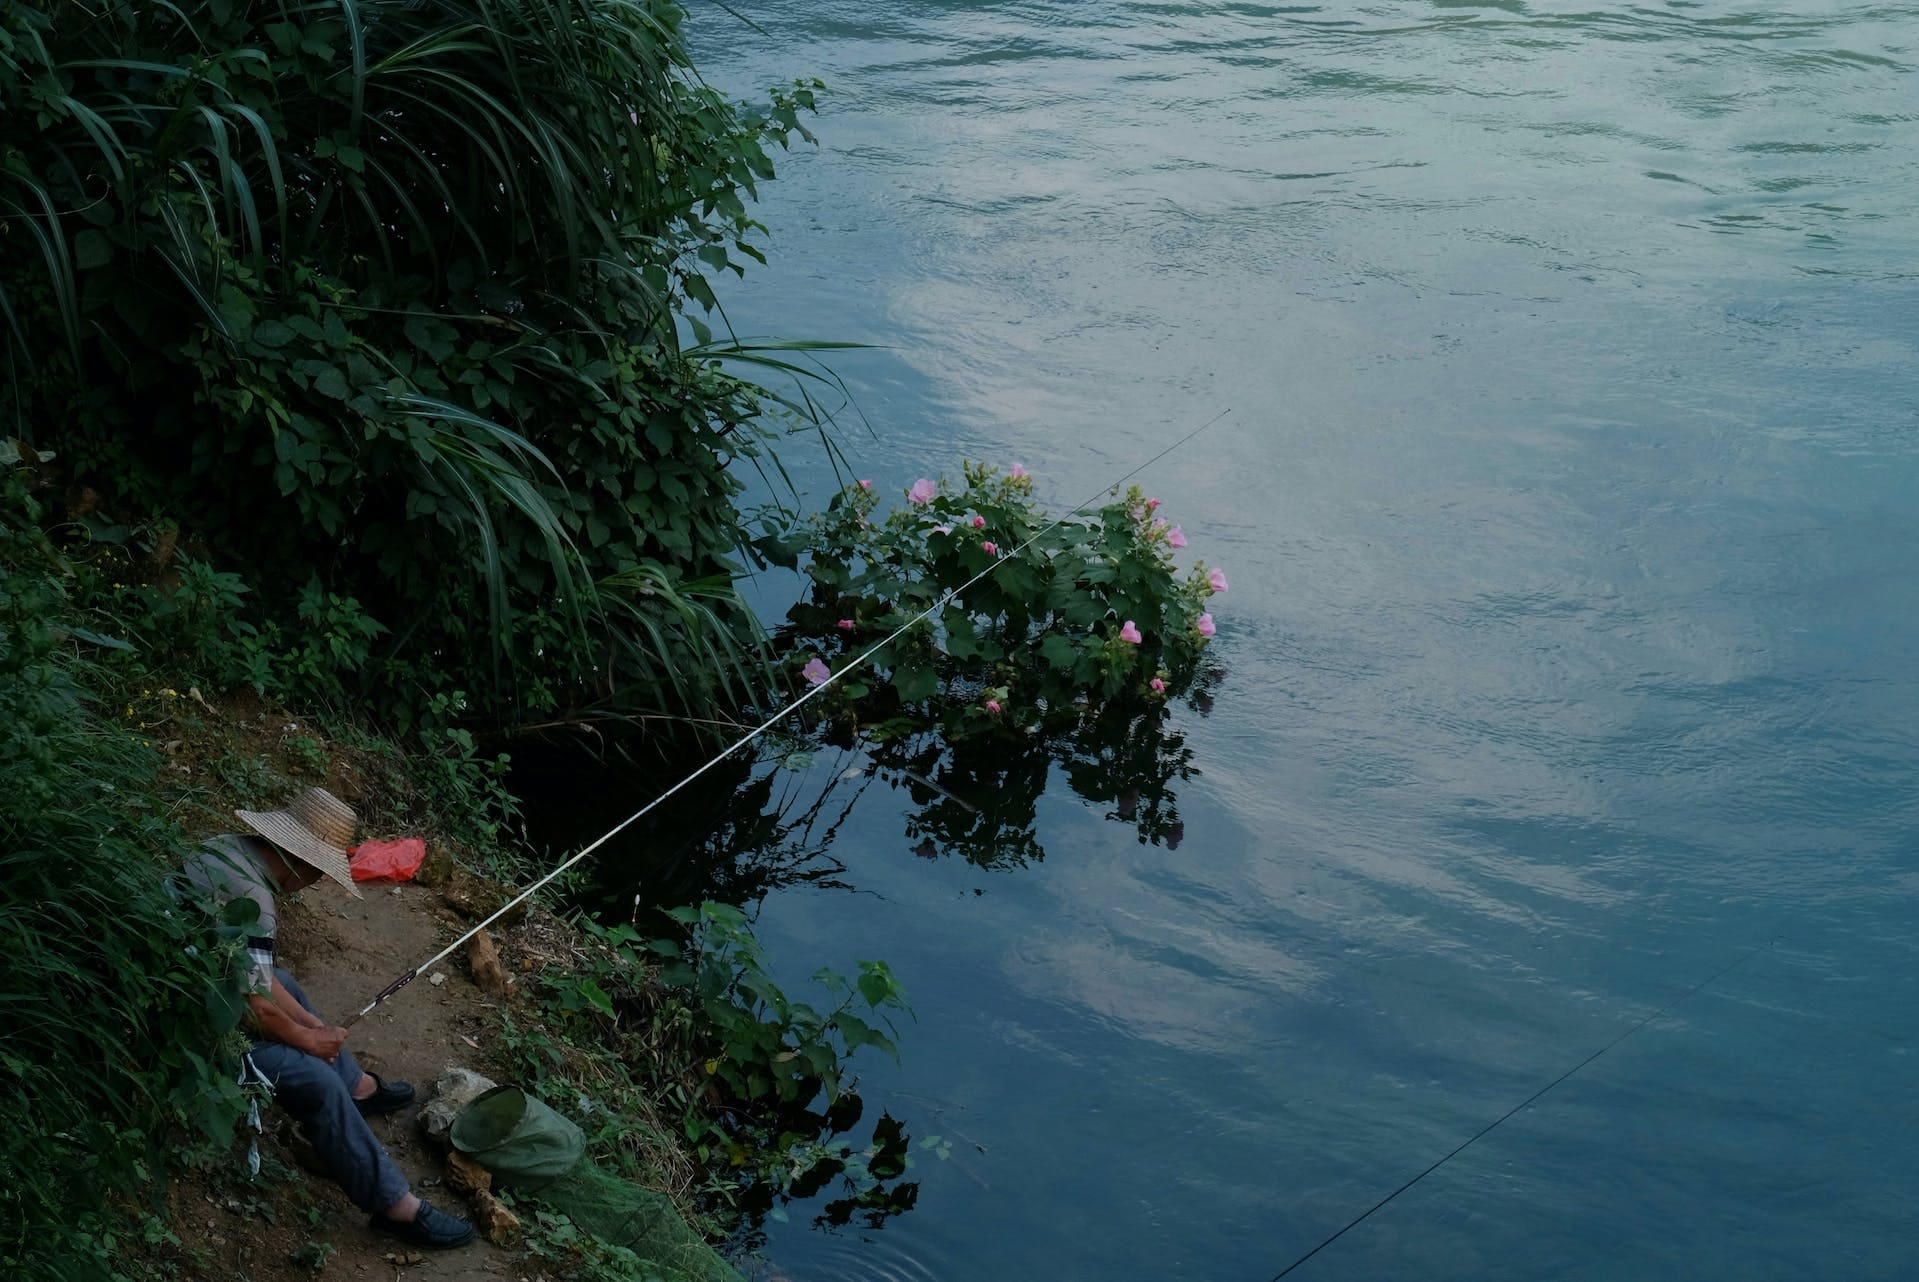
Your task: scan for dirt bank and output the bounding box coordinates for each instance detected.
[169,870,532,1282]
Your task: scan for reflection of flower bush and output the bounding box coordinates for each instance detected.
[754,464,1226,862]
[839,678,1211,868]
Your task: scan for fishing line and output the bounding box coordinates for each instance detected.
[1267,936,1779,1280]
[345,408,1233,1025]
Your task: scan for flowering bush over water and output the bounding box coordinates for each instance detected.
[746,463,1224,862]
[762,462,1224,730]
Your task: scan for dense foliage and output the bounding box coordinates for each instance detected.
[0,0,822,732]
[0,460,255,1281]
[768,467,1221,717]
[742,466,1225,864]
[0,4,1231,1272]
[517,903,920,1244]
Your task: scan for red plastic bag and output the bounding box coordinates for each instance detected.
[349,836,426,883]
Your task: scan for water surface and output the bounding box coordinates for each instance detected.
[661,3,1918,1277]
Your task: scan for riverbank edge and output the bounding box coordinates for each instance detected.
[88,683,747,1282]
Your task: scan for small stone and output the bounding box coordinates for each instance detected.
[444,1149,492,1196]
[414,841,455,888]
[391,886,403,896]
[473,1189,521,1246]
[419,1066,498,1141]
[429,971,447,987]
[467,930,509,996]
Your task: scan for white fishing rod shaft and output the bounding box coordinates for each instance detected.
[351,408,1232,1022]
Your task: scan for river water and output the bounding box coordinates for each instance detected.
[659,4,1919,1279]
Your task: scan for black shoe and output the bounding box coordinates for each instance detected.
[354,1071,416,1116]
[369,1199,476,1250]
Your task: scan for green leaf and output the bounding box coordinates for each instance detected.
[403,313,457,363]
[312,366,351,400]
[834,1010,877,1052]
[575,978,615,1019]
[857,962,902,1010]
[891,664,938,703]
[67,627,135,652]
[252,320,295,349]
[943,614,979,659]
[73,230,113,270]
[1039,633,1079,671]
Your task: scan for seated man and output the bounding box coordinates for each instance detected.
[180,786,473,1251]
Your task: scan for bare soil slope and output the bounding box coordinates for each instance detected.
[172,877,525,1282]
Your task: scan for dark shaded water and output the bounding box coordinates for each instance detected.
[550,3,1919,1279]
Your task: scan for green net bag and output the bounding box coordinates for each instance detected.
[450,1085,585,1190]
[451,1086,742,1282]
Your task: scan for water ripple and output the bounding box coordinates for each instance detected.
[699,0,1919,1277]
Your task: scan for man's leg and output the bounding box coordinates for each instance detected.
[254,970,470,1248]
[247,1038,411,1215]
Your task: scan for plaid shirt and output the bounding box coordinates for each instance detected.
[179,834,279,996]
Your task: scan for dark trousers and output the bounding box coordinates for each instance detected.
[247,968,409,1213]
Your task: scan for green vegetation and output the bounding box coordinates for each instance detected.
[0,464,256,1281]
[500,902,921,1255]
[0,0,845,1274]
[760,467,1224,865]
[0,3,1222,1277]
[1,0,827,735]
[771,467,1219,714]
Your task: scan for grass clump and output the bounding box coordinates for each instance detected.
[1,0,833,738]
[0,465,254,1281]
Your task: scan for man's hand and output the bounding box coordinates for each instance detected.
[246,992,348,1062]
[302,1025,350,1064]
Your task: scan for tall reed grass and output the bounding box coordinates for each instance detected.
[0,0,839,738]
[0,471,252,1280]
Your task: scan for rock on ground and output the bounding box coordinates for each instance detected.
[420,1066,500,1143]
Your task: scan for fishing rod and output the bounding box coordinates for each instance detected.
[344,408,1233,1026]
[1267,936,1779,1280]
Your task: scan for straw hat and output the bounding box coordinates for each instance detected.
[236,787,362,898]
